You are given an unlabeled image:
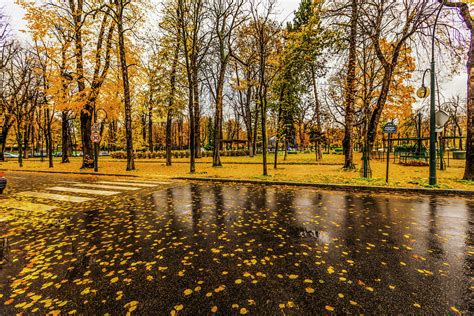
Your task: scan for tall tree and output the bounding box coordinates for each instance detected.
[177,0,209,172]
[110,0,135,170]
[342,0,358,170]
[207,0,246,167]
[360,0,435,160]
[249,0,282,176]
[442,1,473,179]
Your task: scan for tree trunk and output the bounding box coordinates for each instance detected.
[274,90,284,169]
[141,113,147,144]
[253,106,258,155]
[117,3,135,171]
[366,69,394,160]
[46,108,53,168]
[80,104,94,168]
[0,124,10,161]
[343,0,357,170]
[166,29,178,168]
[188,85,196,173]
[69,0,90,169]
[311,64,322,161]
[193,68,201,159]
[260,87,268,176]
[464,28,474,179]
[22,120,30,160]
[17,128,23,168]
[62,111,70,163]
[178,116,184,150]
[213,65,226,167]
[148,107,153,152]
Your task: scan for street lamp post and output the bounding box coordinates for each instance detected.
[417,2,444,186]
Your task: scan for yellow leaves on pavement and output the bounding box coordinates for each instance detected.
[325,305,334,311]
[235,279,243,284]
[288,274,298,279]
[240,307,248,314]
[211,305,218,313]
[413,303,421,308]
[125,301,139,313]
[327,266,335,274]
[80,287,91,295]
[450,306,461,315]
[305,287,315,294]
[110,277,119,284]
[183,289,193,296]
[174,304,183,311]
[41,282,54,290]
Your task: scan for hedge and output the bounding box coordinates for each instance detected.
[111,150,250,159]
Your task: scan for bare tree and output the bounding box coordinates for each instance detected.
[206,0,246,167]
[441,1,473,179]
[249,0,281,176]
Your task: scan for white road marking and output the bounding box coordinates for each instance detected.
[48,187,120,196]
[0,199,57,211]
[71,183,139,191]
[114,180,171,185]
[18,191,93,203]
[96,181,157,188]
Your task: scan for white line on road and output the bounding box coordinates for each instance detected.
[71,183,139,191]
[18,191,94,203]
[0,199,58,212]
[114,180,171,185]
[48,187,120,196]
[96,181,157,188]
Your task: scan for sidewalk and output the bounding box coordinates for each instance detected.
[173,176,474,196]
[1,156,472,192]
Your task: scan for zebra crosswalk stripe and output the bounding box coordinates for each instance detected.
[96,181,157,187]
[17,191,94,203]
[71,183,139,191]
[113,180,171,185]
[0,198,57,212]
[48,187,120,196]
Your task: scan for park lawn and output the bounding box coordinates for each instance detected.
[0,152,472,191]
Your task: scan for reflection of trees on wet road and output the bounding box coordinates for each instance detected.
[462,201,473,313]
[427,196,444,258]
[1,182,471,315]
[213,185,225,234]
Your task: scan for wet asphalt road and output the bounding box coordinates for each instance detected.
[0,171,472,315]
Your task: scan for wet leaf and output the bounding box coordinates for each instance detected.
[305,287,315,294]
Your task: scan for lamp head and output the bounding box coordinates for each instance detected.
[416,86,430,99]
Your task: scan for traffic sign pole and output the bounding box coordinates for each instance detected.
[383,122,397,184]
[386,133,392,183]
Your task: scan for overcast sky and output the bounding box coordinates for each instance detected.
[1,0,299,32]
[1,0,467,105]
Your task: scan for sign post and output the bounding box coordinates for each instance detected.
[383,122,397,184]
